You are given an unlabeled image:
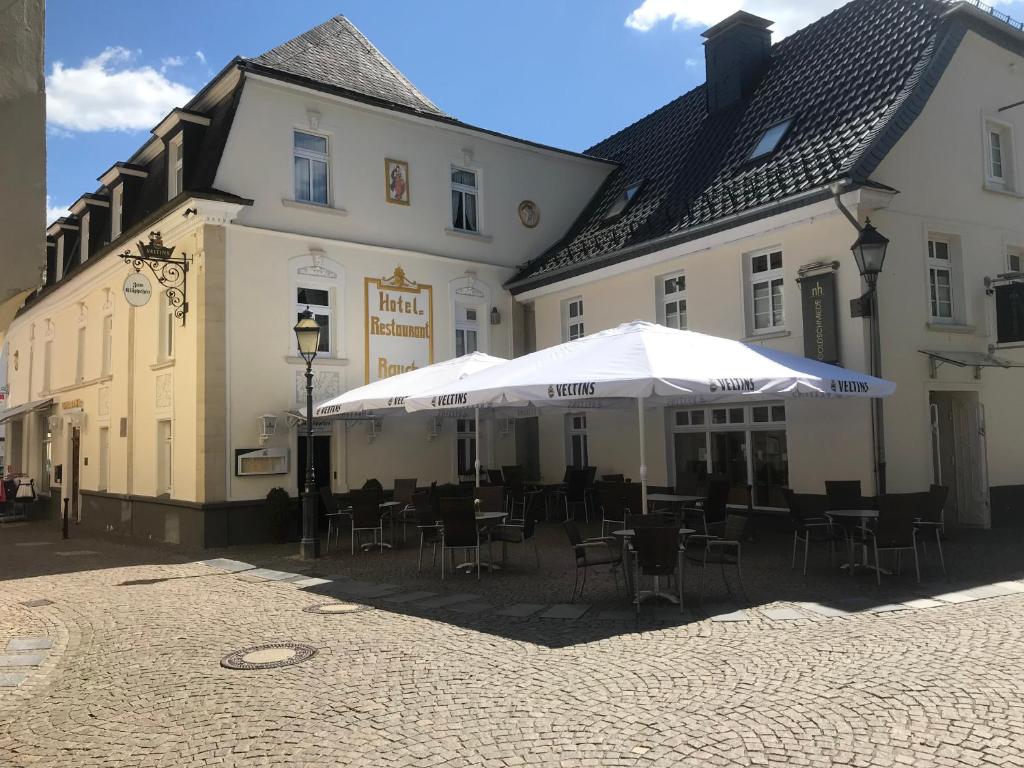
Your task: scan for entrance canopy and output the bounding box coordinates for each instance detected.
[0,398,53,425]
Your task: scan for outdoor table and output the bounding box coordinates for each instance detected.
[613,527,696,595]
[377,501,403,550]
[825,509,888,574]
[646,493,703,504]
[455,511,508,573]
[326,506,353,552]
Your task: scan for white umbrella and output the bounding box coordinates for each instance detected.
[405,321,897,512]
[313,351,507,486]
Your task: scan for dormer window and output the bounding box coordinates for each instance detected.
[110,185,122,239]
[749,119,792,161]
[604,182,643,220]
[168,136,184,197]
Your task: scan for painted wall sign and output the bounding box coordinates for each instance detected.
[800,272,839,364]
[123,272,153,307]
[364,267,434,384]
[995,282,1024,344]
[61,399,84,413]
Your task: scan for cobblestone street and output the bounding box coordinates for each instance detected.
[3,519,1024,767]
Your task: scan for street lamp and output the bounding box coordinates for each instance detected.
[850,217,890,495]
[294,307,321,560]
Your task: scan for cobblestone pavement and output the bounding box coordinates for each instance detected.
[3,519,1024,767]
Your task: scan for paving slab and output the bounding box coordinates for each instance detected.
[903,597,945,609]
[992,581,1024,594]
[0,672,29,687]
[538,604,590,620]
[199,558,255,573]
[245,568,301,582]
[933,588,987,604]
[707,607,751,622]
[418,593,479,608]
[594,609,638,621]
[292,577,333,588]
[381,591,439,604]
[53,550,98,556]
[447,601,492,614]
[328,581,402,599]
[761,606,809,621]
[494,603,546,618]
[867,603,913,614]
[6,638,53,652]
[0,654,46,668]
[966,583,1024,599]
[796,602,853,618]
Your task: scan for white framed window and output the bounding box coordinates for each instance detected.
[450,166,479,232]
[672,403,788,507]
[566,413,589,468]
[562,297,584,341]
[985,119,1014,191]
[456,418,477,478]
[658,273,687,329]
[98,426,109,492]
[927,237,954,321]
[76,325,86,383]
[159,294,175,361]
[157,419,173,496]
[101,315,113,377]
[1008,247,1022,275]
[296,286,331,354]
[455,304,479,357]
[110,185,122,239]
[747,249,785,333]
[168,136,184,198]
[293,130,329,205]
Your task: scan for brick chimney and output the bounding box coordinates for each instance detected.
[703,11,774,113]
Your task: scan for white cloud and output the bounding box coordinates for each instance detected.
[46,196,69,225]
[46,46,194,132]
[195,50,207,66]
[161,55,185,72]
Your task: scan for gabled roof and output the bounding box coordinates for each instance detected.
[246,15,446,117]
[509,0,988,292]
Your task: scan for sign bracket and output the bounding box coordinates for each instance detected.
[120,231,192,326]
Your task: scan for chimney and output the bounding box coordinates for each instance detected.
[702,11,774,113]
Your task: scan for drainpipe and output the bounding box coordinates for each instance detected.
[832,183,887,496]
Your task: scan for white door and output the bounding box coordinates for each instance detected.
[950,398,991,528]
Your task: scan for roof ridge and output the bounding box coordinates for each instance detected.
[248,15,346,68]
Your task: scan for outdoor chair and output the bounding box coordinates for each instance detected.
[489,494,540,569]
[393,477,418,543]
[487,469,505,485]
[914,484,948,575]
[563,468,592,522]
[349,487,385,554]
[475,485,505,516]
[686,512,749,603]
[320,486,351,552]
[564,520,622,602]
[861,493,924,585]
[602,473,625,483]
[596,480,628,537]
[825,480,862,511]
[783,488,843,576]
[631,526,685,615]
[675,470,703,497]
[622,481,643,518]
[440,496,483,580]
[362,478,385,495]
[413,490,442,572]
[699,475,731,535]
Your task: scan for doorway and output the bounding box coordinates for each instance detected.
[929,391,990,528]
[514,417,540,480]
[70,426,81,523]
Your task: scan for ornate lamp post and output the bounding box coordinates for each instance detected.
[293,307,322,560]
[850,218,890,495]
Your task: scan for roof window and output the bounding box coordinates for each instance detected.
[749,119,792,160]
[604,182,643,220]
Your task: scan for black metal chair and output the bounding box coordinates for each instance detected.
[489,493,540,569]
[413,490,442,572]
[914,484,948,576]
[783,488,843,575]
[349,487,384,554]
[825,480,862,510]
[393,478,417,543]
[622,481,643,518]
[862,493,924,585]
[563,468,591,522]
[486,469,504,486]
[439,496,482,580]
[564,520,621,602]
[596,481,628,537]
[320,486,351,552]
[475,484,505,516]
[686,513,748,603]
[699,475,731,535]
[631,526,685,615]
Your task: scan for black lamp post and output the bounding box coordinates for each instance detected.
[294,307,321,560]
[850,217,890,495]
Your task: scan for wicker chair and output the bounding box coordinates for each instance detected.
[914,484,948,576]
[413,490,442,572]
[861,493,924,585]
[596,480,628,537]
[489,493,540,569]
[349,487,384,554]
[564,520,621,602]
[783,488,844,575]
[439,496,482,580]
[686,513,749,603]
[631,526,685,615]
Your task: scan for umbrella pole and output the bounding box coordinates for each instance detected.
[638,397,648,515]
[474,406,481,488]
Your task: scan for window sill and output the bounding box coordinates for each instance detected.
[444,227,493,243]
[982,182,1022,198]
[926,322,976,335]
[742,329,791,343]
[285,356,349,367]
[992,341,1024,350]
[150,359,176,371]
[282,198,349,217]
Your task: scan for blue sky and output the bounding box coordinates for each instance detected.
[44,0,1024,220]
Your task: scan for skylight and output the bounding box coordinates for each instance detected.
[749,119,792,161]
[605,182,643,220]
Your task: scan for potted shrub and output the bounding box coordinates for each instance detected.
[265,487,292,544]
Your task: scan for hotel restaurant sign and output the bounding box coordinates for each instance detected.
[800,272,839,365]
[364,267,434,384]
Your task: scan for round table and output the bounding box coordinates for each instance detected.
[455,511,508,572]
[612,527,696,539]
[826,509,878,520]
[613,528,696,598]
[825,509,887,574]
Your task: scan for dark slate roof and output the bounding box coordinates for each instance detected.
[247,15,445,117]
[509,0,970,291]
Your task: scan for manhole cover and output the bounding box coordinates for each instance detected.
[302,602,368,615]
[220,642,317,670]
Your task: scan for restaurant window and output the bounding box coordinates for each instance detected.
[296,286,331,354]
[566,413,589,468]
[562,297,584,341]
[101,315,113,377]
[76,325,86,383]
[747,249,785,333]
[456,418,477,478]
[450,166,479,233]
[294,130,329,205]
[98,427,109,492]
[658,272,687,330]
[157,419,173,496]
[672,403,788,508]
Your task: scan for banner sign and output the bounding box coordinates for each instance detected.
[364,267,434,384]
[800,272,839,364]
[996,282,1024,344]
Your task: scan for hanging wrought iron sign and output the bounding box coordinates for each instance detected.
[120,231,191,326]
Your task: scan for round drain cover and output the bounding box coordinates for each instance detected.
[303,602,368,615]
[221,642,317,671]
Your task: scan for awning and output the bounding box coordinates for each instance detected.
[0,398,54,425]
[921,350,1024,379]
